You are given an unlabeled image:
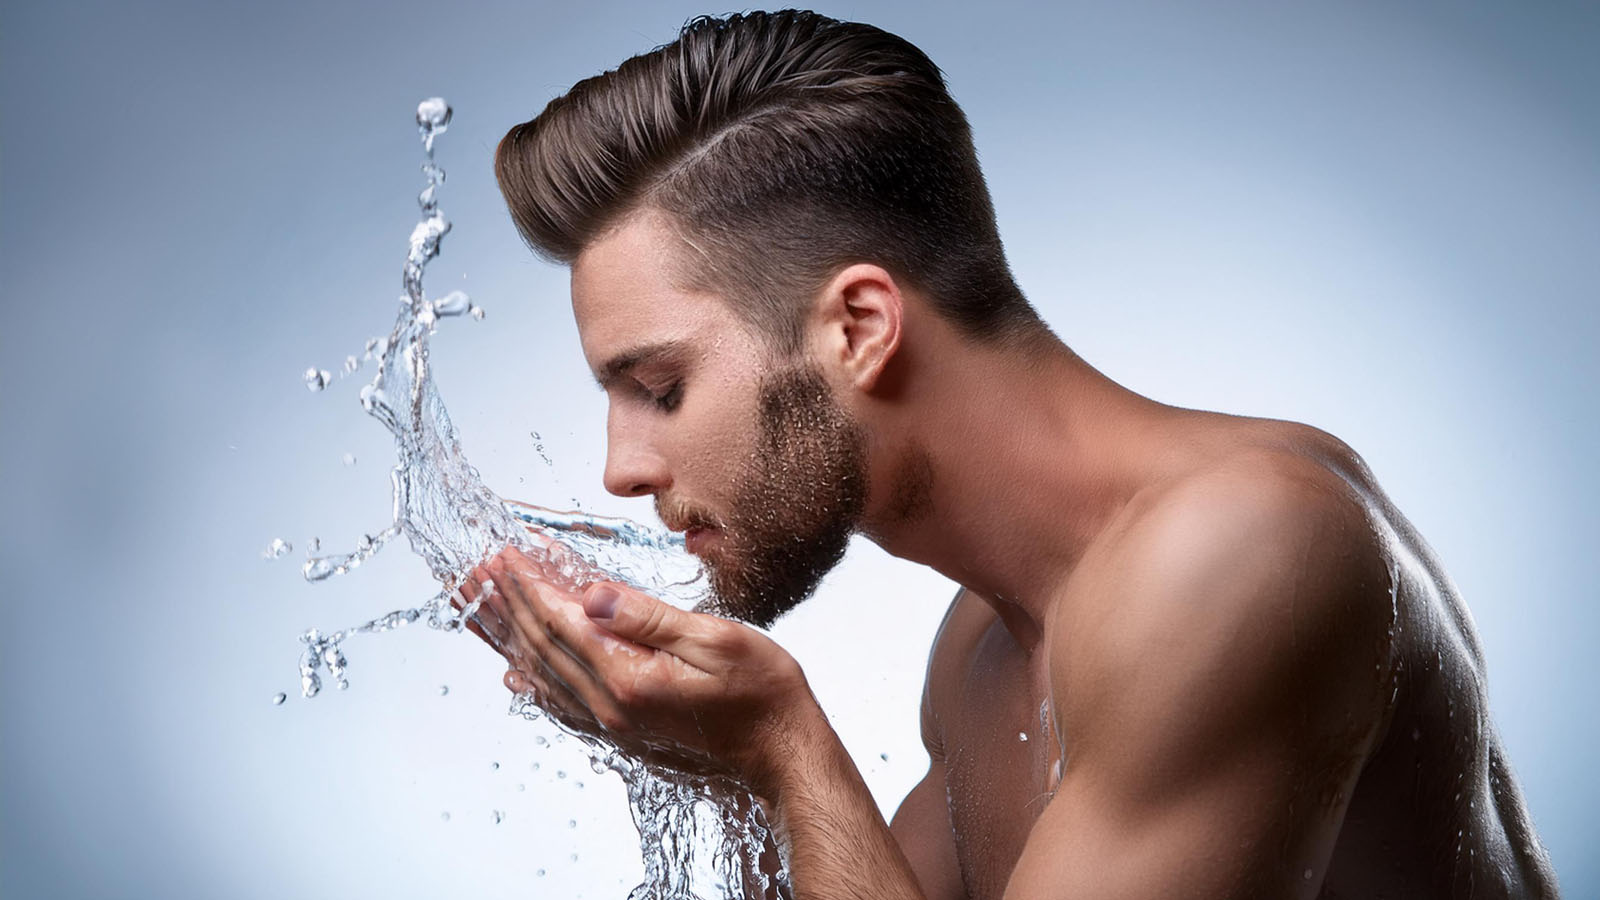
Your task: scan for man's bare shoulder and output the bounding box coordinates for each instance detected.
[1051,440,1398,772]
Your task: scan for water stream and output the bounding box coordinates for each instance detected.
[286,97,789,900]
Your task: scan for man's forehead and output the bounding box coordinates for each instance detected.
[569,212,733,371]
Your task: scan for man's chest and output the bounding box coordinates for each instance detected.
[934,621,1065,900]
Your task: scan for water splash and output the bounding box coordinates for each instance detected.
[288,97,787,900]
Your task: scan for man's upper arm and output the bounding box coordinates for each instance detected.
[1005,469,1395,899]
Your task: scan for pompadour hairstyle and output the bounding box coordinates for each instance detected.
[496,9,1042,352]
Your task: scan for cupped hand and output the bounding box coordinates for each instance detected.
[457,544,820,792]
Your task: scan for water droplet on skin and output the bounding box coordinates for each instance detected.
[438,685,449,696]
[263,538,292,559]
[1018,731,1029,742]
[272,692,287,705]
[1303,869,1314,881]
[492,810,504,825]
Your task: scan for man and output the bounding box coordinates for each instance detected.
[465,10,1560,898]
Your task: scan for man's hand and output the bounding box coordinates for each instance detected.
[458,544,823,793]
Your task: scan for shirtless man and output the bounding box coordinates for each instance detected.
[464,10,1560,898]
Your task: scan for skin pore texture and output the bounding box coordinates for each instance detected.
[462,209,1560,899]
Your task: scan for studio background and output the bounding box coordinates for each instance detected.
[2,1,1595,897]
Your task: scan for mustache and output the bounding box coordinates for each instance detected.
[655,497,721,533]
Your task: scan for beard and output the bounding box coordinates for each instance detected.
[671,367,868,629]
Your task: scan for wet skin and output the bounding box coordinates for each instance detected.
[464,416,1558,900]
[894,419,1559,900]
[460,211,1558,898]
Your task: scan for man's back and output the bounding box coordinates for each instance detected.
[895,413,1559,899]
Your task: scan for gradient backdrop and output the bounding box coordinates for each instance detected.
[2,1,1595,897]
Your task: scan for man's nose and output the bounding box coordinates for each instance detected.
[602,426,669,498]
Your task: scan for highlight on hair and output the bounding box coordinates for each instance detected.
[496,9,1043,351]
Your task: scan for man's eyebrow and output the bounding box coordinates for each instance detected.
[593,340,691,389]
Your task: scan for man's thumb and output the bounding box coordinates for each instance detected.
[584,582,683,650]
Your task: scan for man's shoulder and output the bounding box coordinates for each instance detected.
[1095,429,1385,599]
[1053,439,1397,739]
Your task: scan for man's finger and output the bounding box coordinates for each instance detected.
[582,582,724,668]
[498,575,633,725]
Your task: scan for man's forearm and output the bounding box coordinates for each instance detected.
[762,704,926,900]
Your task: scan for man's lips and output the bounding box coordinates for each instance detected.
[683,525,717,555]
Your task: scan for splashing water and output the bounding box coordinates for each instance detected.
[289,97,789,900]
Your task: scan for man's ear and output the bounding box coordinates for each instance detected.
[814,263,903,393]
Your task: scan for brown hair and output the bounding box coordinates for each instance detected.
[495,9,1043,352]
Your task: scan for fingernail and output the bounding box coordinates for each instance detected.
[586,584,621,620]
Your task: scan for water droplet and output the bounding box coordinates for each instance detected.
[535,735,548,747]
[438,685,449,696]
[516,783,525,792]
[1303,869,1314,881]
[272,692,287,705]
[491,810,504,825]
[440,812,451,822]
[303,367,331,392]
[263,538,292,559]
[490,761,500,771]
[416,97,452,130]
[1018,731,1029,742]
[536,869,546,878]
[432,290,471,317]
[469,305,485,320]
[570,853,579,862]
[341,452,357,467]
[342,355,360,375]
[568,819,577,828]
[575,781,584,790]
[532,762,541,772]
[556,770,567,779]
[879,752,889,762]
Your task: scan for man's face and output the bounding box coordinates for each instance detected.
[571,212,867,627]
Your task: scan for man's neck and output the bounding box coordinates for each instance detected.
[861,329,1180,652]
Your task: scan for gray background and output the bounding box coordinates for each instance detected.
[2,1,1595,897]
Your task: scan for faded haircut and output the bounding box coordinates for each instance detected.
[495,9,1044,353]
